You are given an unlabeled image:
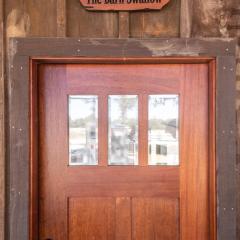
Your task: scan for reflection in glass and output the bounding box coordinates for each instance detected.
[69,95,98,165]
[109,95,138,165]
[148,95,179,165]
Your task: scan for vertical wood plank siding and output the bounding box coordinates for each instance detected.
[118,12,130,38]
[0,0,4,239]
[130,0,180,37]
[57,0,67,37]
[180,0,193,37]
[0,0,238,238]
[189,1,240,238]
[67,0,118,38]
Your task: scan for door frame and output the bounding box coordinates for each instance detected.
[6,38,236,240]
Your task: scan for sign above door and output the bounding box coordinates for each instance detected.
[79,0,170,11]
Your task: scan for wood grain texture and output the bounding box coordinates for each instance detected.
[69,198,116,240]
[79,0,170,11]
[187,0,239,236]
[228,7,240,35]
[180,64,209,240]
[29,60,38,240]
[38,62,212,238]
[38,65,68,240]
[12,38,237,57]
[5,0,57,37]
[67,0,118,37]
[4,1,60,238]
[139,94,148,166]
[38,63,181,239]
[0,0,238,236]
[231,9,240,239]
[191,0,237,38]
[69,197,178,240]
[130,0,180,37]
[180,0,193,37]
[118,12,129,38]
[0,0,4,239]
[65,63,181,94]
[99,95,108,166]
[8,55,30,240]
[69,197,133,240]
[237,46,240,240]
[57,0,67,37]
[7,39,236,240]
[132,198,179,240]
[115,197,131,240]
[237,103,240,240]
[209,60,217,240]
[216,56,237,240]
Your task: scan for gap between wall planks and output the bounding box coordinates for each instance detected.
[0,0,5,239]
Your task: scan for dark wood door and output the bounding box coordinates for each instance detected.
[38,62,212,240]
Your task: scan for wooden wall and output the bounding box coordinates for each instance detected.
[189,1,240,237]
[0,0,4,240]
[0,0,239,239]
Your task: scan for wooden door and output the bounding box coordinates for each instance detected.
[38,62,212,240]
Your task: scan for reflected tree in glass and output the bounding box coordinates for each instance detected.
[109,95,138,165]
[148,95,179,165]
[69,96,98,165]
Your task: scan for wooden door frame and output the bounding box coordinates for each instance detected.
[6,38,236,240]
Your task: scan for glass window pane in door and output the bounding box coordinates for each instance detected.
[108,95,138,165]
[148,95,179,166]
[69,95,98,165]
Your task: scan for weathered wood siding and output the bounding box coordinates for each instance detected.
[130,0,180,37]
[187,1,240,237]
[0,0,239,239]
[0,0,4,239]
[67,0,118,37]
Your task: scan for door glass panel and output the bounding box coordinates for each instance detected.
[108,95,138,165]
[148,95,179,165]
[69,95,98,165]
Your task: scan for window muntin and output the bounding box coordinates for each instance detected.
[68,94,179,166]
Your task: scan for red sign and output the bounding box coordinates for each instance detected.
[80,0,170,11]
